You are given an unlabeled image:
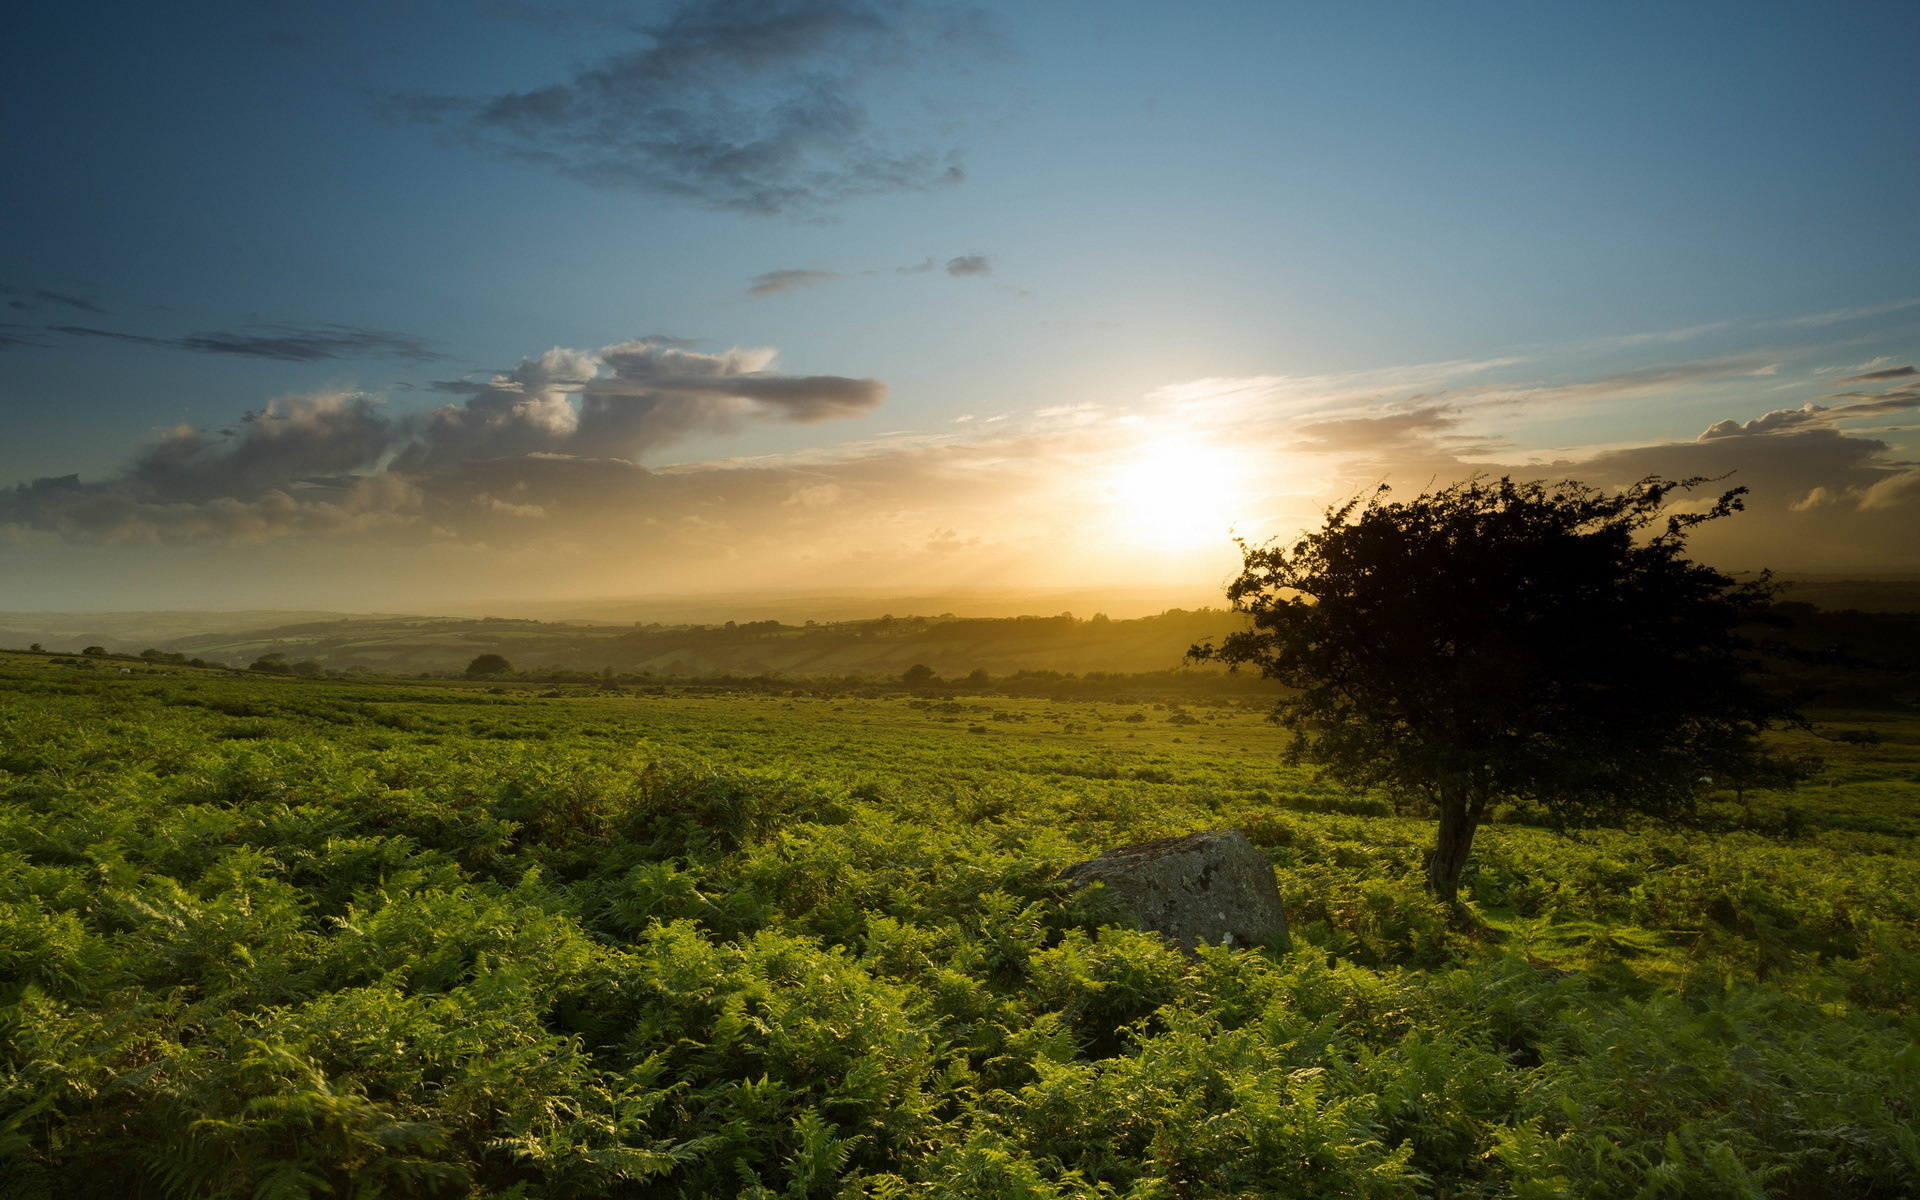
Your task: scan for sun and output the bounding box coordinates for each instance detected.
[1103,438,1249,552]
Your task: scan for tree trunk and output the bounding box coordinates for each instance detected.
[1426,796,1480,919]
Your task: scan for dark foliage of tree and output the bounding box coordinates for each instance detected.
[466,653,513,678]
[1192,475,1806,910]
[901,663,937,685]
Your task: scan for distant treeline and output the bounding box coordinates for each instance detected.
[10,601,1918,708]
[78,608,1256,681]
[462,667,1288,703]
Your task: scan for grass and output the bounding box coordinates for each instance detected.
[2,650,1917,1197]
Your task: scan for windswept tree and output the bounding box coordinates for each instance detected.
[1191,476,1803,913]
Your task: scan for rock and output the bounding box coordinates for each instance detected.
[1059,830,1288,953]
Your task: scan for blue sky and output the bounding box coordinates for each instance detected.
[2,1,1916,610]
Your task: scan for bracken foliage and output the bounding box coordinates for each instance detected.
[0,657,1916,1198]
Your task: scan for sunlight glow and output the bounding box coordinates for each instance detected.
[1103,438,1251,552]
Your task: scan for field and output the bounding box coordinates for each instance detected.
[3,652,1919,1197]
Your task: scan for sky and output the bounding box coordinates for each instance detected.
[1,0,1916,613]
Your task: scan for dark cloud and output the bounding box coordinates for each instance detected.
[383,0,996,215]
[1697,382,1920,439]
[1314,396,1920,568]
[0,334,885,546]
[1492,354,1782,404]
[1292,406,1474,454]
[406,339,883,469]
[173,327,441,363]
[128,393,398,504]
[746,253,997,296]
[1582,427,1890,501]
[1697,405,1832,439]
[0,285,105,314]
[641,371,888,421]
[0,460,420,546]
[746,268,843,297]
[0,324,51,350]
[45,326,170,348]
[1833,364,1916,384]
[48,323,442,363]
[1553,427,1919,564]
[1822,384,1920,418]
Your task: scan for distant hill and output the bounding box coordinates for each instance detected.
[5,577,1915,689]
[1,609,1246,679]
[1775,578,1920,613]
[0,609,418,650]
[433,584,1225,625]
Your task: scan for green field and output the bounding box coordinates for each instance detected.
[3,652,1918,1197]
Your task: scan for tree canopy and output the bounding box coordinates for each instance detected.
[466,653,513,678]
[1191,475,1803,909]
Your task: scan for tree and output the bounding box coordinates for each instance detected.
[901,663,938,685]
[1190,475,1802,914]
[466,653,513,678]
[249,652,291,675]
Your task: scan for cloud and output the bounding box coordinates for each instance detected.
[1697,404,1832,439]
[1858,469,1920,511]
[0,335,885,548]
[0,470,421,546]
[10,335,1920,607]
[1820,384,1920,419]
[1698,381,1920,438]
[1780,298,1920,328]
[48,323,441,362]
[0,285,106,314]
[1154,351,1920,570]
[129,392,399,504]
[1291,406,1481,455]
[1479,353,1785,407]
[0,324,51,351]
[1552,426,1920,565]
[744,253,997,297]
[1589,320,1733,348]
[383,0,998,215]
[746,268,843,296]
[1833,364,1916,384]
[404,338,883,470]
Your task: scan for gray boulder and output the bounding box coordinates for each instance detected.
[1059,830,1288,953]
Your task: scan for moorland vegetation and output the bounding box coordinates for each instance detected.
[1,637,1917,1197]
